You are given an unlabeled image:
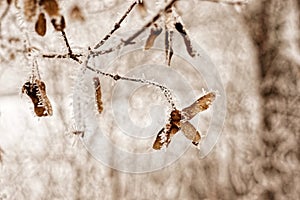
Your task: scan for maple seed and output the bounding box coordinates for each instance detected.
[152,91,216,150]
[35,13,47,36]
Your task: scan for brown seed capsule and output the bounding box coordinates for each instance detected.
[22,79,53,117]
[39,0,59,17]
[174,22,196,57]
[35,12,47,36]
[93,77,103,114]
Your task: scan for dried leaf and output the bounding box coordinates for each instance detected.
[35,12,47,36]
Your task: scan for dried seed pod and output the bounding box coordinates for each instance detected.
[22,79,53,117]
[153,109,181,150]
[69,5,85,22]
[181,121,201,145]
[153,92,216,150]
[93,77,103,114]
[23,0,37,21]
[165,30,173,66]
[174,22,196,57]
[35,12,47,36]
[51,15,65,31]
[39,0,59,17]
[144,25,162,50]
[182,91,216,120]
[152,128,166,150]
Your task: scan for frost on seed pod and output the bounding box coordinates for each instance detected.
[22,79,53,117]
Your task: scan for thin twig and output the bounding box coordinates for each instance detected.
[122,0,178,45]
[61,30,82,63]
[42,53,83,59]
[93,1,138,49]
[86,65,176,109]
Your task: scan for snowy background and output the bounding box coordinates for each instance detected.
[0,0,299,199]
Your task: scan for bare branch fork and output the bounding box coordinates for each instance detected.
[84,0,179,108]
[23,0,241,112]
[61,30,82,63]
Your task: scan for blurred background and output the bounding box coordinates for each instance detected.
[0,0,299,199]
